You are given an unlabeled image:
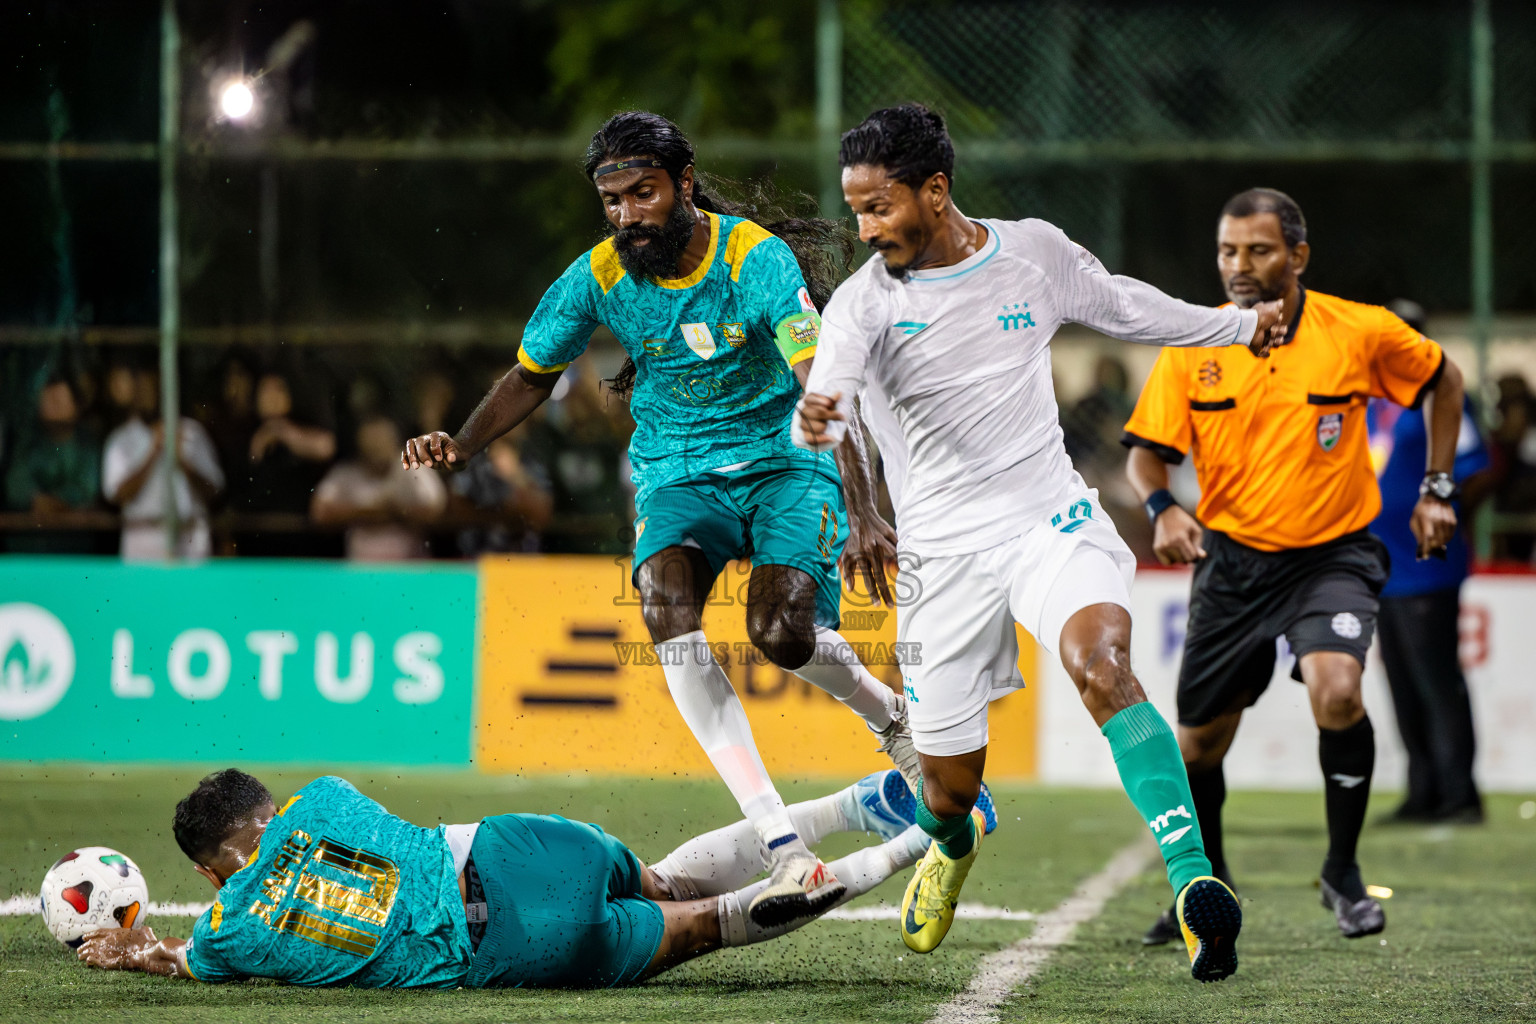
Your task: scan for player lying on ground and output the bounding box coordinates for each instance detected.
[795,104,1287,982]
[1122,188,1464,943]
[400,111,917,927]
[76,768,996,988]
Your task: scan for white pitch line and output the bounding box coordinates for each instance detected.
[927,837,1156,1024]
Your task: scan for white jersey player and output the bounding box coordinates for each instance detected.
[795,104,1283,981]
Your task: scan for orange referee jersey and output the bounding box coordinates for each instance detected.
[1122,287,1445,552]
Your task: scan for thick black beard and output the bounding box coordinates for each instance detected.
[613,198,696,280]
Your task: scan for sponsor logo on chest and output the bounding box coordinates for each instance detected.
[996,302,1036,331]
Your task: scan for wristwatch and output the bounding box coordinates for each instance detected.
[1419,471,1458,502]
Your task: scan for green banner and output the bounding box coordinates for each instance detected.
[0,558,476,764]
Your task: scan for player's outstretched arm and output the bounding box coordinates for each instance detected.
[402,364,561,471]
[78,927,196,980]
[1053,228,1285,355]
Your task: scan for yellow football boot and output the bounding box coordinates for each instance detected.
[899,808,986,953]
[1176,875,1242,982]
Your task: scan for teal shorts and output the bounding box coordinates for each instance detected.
[632,455,847,629]
[464,813,664,989]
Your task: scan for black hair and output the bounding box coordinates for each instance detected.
[1221,188,1308,248]
[584,111,856,401]
[1388,298,1427,334]
[172,769,272,864]
[838,103,955,191]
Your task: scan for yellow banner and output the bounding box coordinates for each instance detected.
[475,556,1038,778]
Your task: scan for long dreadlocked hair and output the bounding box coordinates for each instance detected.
[583,111,856,401]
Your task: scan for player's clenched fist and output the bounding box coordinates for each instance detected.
[1152,505,1208,565]
[402,431,464,470]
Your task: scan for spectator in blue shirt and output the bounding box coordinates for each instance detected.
[1369,300,1492,823]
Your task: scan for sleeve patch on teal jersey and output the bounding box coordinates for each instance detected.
[774,311,821,366]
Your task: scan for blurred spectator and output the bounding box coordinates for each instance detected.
[231,370,338,556]
[311,415,446,560]
[202,351,260,490]
[102,368,224,560]
[99,361,140,432]
[411,370,457,437]
[3,375,101,553]
[1369,298,1492,824]
[531,361,634,554]
[1489,373,1536,561]
[449,430,554,555]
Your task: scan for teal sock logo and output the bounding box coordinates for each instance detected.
[1148,804,1193,845]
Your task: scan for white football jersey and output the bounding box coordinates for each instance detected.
[803,218,1257,556]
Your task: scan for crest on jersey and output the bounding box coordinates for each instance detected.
[680,322,717,360]
[718,322,747,349]
[1317,412,1343,452]
[1199,359,1222,387]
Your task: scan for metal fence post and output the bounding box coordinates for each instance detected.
[816,0,843,221]
[1470,0,1494,560]
[159,0,181,557]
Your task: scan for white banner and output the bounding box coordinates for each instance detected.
[1038,571,1536,792]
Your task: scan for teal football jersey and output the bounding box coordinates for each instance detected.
[183,777,470,988]
[517,212,825,501]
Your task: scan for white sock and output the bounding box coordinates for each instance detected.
[650,790,854,899]
[790,626,898,731]
[659,630,798,851]
[717,837,911,947]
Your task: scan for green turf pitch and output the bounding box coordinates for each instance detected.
[0,766,1531,1023]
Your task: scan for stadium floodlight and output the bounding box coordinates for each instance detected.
[218,79,257,121]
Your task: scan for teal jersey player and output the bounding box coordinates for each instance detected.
[401,112,916,931]
[76,767,971,989]
[517,210,826,503]
[183,776,470,988]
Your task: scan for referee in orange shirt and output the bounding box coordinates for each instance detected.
[1122,188,1464,942]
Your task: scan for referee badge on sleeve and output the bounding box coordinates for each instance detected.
[1317,412,1343,452]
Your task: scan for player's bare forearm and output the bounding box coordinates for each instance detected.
[78,927,193,980]
[404,364,559,470]
[832,401,899,605]
[1424,355,1465,474]
[455,365,560,459]
[1126,445,1172,502]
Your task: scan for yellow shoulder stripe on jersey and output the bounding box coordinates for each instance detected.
[724,219,775,282]
[589,238,626,295]
[278,794,303,816]
[209,900,223,932]
[517,345,570,375]
[655,212,719,290]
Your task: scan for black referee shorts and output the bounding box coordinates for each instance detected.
[1176,528,1390,726]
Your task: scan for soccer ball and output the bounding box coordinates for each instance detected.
[39,846,150,948]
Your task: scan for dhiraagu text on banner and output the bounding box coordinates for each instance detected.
[0,558,476,764]
[476,556,1040,778]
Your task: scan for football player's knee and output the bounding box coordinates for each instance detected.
[1315,677,1364,724]
[921,773,980,819]
[747,609,815,669]
[641,601,700,643]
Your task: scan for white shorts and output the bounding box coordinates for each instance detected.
[897,493,1135,756]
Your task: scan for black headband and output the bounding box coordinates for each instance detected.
[592,158,668,179]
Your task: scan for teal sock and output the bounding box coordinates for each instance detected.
[914,778,976,859]
[1102,702,1212,895]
